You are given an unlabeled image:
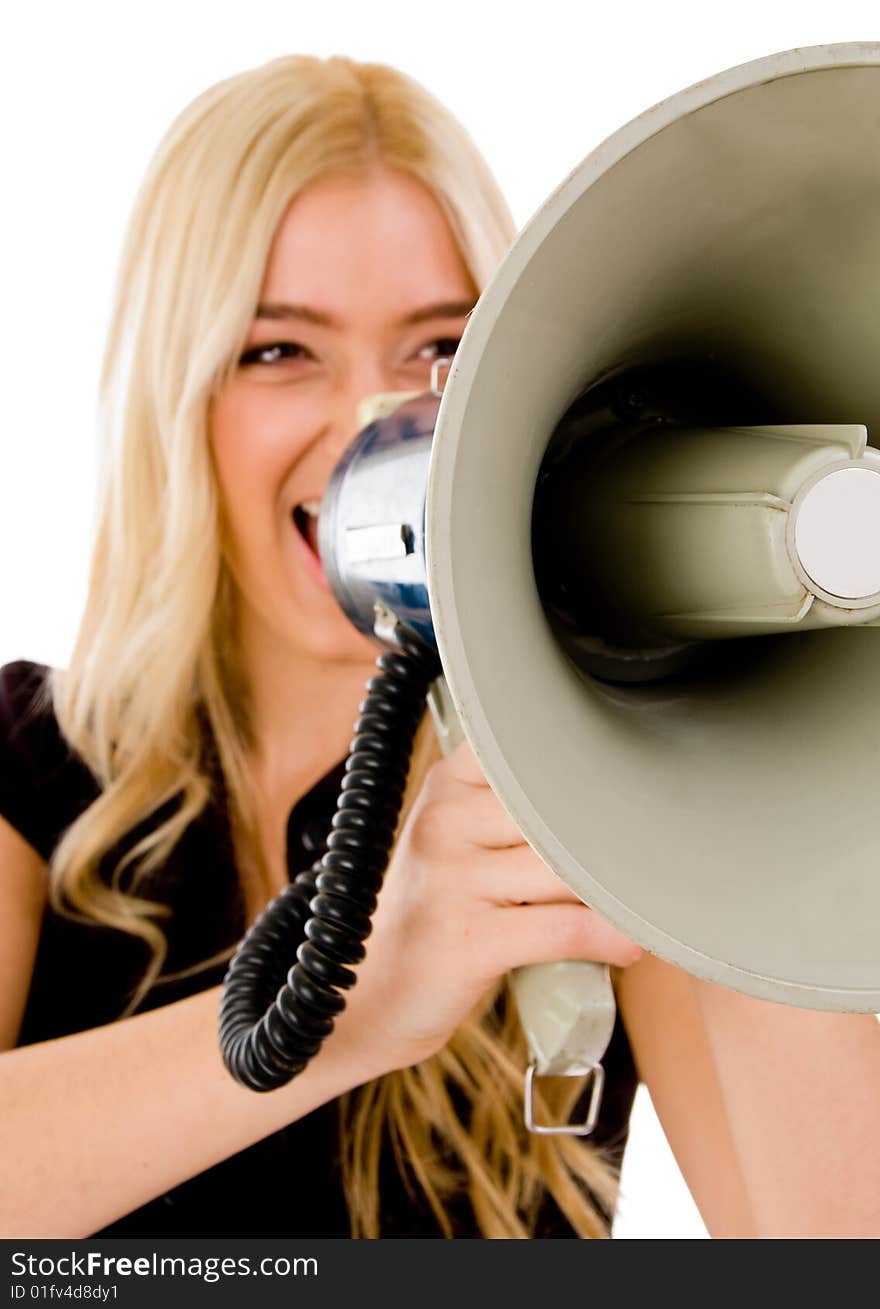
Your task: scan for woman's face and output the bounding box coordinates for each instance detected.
[210,163,477,668]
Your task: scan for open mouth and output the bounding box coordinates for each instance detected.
[292,501,321,558]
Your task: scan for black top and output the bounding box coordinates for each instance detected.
[0,659,638,1237]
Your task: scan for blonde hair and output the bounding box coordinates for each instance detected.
[50,53,621,1237]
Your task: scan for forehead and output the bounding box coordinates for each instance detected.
[260,165,475,314]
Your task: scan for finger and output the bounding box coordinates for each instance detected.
[475,843,585,904]
[430,747,532,847]
[452,785,528,850]
[437,739,493,790]
[485,902,643,972]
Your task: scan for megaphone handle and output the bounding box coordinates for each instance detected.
[426,676,616,1135]
[512,961,614,1136]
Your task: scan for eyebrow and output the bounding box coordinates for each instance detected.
[254,299,476,329]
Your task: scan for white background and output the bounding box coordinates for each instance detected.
[2,0,878,1238]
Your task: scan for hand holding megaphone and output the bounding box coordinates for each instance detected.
[329,737,641,1079]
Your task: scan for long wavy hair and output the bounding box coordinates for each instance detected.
[50,53,620,1238]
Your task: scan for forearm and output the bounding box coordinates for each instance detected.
[695,981,880,1238]
[0,984,380,1237]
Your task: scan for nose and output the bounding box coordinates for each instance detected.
[321,360,406,462]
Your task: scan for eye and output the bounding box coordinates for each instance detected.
[238,341,314,368]
[413,337,462,364]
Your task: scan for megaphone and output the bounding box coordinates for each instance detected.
[221,43,880,1114]
[428,40,880,1015]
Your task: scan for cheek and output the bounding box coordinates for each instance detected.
[208,385,310,533]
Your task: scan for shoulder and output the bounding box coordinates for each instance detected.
[0,660,58,775]
[0,661,100,862]
[0,658,52,724]
[0,659,68,778]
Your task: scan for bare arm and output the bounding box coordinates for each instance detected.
[616,952,880,1238]
[2,983,385,1237]
[0,817,390,1238]
[0,740,641,1237]
[692,977,880,1238]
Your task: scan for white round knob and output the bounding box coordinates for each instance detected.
[794,466,880,600]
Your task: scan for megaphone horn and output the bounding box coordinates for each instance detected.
[427,42,880,1013]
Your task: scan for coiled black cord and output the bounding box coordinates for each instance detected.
[219,622,442,1091]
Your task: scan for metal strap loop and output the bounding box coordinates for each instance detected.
[523,1061,606,1137]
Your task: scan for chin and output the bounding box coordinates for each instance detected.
[293,609,380,667]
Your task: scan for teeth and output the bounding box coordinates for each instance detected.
[300,500,321,517]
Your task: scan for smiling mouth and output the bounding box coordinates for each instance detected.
[292,502,321,557]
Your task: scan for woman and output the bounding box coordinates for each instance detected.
[1,54,877,1241]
